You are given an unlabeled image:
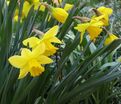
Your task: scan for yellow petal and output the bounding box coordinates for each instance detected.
[92,14,108,26]
[44,49,57,56]
[23,37,40,48]
[75,23,90,43]
[74,23,89,32]
[23,1,31,17]
[49,37,62,44]
[37,55,53,64]
[64,3,73,11]
[97,6,113,16]
[32,43,45,57]
[18,68,28,79]
[33,0,40,3]
[101,15,109,26]
[90,19,104,27]
[45,42,57,50]
[44,43,58,56]
[44,25,59,39]
[8,55,27,68]
[21,48,31,57]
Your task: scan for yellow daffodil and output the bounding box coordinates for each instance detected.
[93,6,113,26]
[47,3,71,22]
[64,3,73,12]
[48,5,68,23]
[8,46,53,79]
[74,17,104,42]
[23,26,62,56]
[104,34,118,45]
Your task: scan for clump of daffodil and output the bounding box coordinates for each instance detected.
[74,17,104,42]
[8,45,53,79]
[43,3,68,23]
[23,25,62,56]
[104,34,118,45]
[92,6,113,26]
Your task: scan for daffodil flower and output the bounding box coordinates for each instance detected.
[74,17,104,42]
[104,34,118,45]
[45,2,72,22]
[51,7,68,23]
[8,45,53,79]
[47,4,68,23]
[23,25,62,56]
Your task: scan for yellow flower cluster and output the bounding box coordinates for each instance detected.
[9,3,119,79]
[74,6,118,44]
[13,0,73,23]
[9,26,61,79]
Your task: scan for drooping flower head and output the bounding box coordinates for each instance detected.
[44,3,68,23]
[74,17,104,42]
